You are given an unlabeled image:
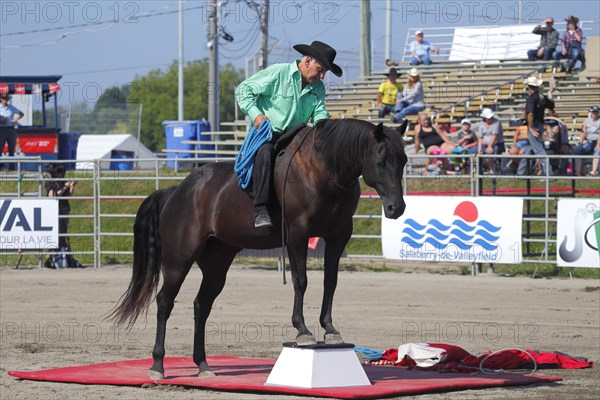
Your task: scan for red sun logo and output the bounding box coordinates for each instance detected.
[453,201,478,223]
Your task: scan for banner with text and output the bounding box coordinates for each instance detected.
[382,197,523,264]
[557,198,600,268]
[0,199,59,250]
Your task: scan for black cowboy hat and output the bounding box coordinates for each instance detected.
[384,67,400,77]
[293,40,343,77]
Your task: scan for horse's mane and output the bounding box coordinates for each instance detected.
[313,119,405,178]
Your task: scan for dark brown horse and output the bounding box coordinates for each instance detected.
[111,119,408,379]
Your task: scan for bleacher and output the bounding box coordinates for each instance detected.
[173,32,598,160]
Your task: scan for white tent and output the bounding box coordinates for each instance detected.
[75,134,157,170]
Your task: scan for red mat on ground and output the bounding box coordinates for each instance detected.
[9,356,562,399]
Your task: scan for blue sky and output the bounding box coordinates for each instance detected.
[1,0,598,105]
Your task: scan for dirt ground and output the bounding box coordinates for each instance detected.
[1,264,599,400]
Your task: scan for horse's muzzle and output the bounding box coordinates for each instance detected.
[384,201,405,219]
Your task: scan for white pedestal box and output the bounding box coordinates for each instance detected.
[265,342,372,388]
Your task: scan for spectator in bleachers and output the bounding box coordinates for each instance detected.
[504,125,531,174]
[390,68,425,123]
[573,105,599,175]
[589,142,600,176]
[477,108,506,173]
[413,113,456,174]
[552,16,585,73]
[527,17,559,61]
[544,115,571,175]
[517,77,554,176]
[377,68,403,119]
[456,118,478,153]
[409,31,439,66]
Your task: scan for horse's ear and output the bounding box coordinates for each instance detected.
[396,119,409,136]
[374,123,385,142]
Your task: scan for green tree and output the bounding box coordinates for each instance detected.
[128,59,244,151]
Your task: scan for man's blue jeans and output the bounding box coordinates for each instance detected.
[527,47,555,61]
[410,54,431,65]
[392,103,425,121]
[517,123,553,175]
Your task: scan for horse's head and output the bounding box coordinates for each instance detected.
[362,121,408,219]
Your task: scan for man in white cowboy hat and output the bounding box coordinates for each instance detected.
[517,76,555,176]
[377,68,403,118]
[409,30,439,66]
[390,68,425,123]
[235,40,342,228]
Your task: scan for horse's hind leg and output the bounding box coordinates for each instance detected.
[148,257,194,380]
[193,239,238,377]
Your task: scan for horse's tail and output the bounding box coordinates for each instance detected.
[108,186,178,327]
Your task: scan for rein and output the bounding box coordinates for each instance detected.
[279,125,316,285]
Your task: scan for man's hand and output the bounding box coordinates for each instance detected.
[530,128,540,138]
[254,114,269,130]
[562,48,568,56]
[485,146,494,154]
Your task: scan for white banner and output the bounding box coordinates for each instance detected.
[0,199,59,250]
[557,199,600,268]
[450,25,539,61]
[382,197,523,264]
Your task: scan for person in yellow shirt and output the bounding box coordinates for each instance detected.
[377,68,403,118]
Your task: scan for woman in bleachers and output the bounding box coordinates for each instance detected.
[552,16,585,73]
[413,113,456,174]
[390,68,425,123]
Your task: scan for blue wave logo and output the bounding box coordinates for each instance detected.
[401,217,501,251]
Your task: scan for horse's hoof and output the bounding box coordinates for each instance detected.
[147,369,164,380]
[324,333,344,344]
[296,334,317,346]
[197,370,216,378]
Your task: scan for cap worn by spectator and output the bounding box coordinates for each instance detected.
[461,118,471,125]
[589,105,600,113]
[415,30,423,36]
[481,108,494,119]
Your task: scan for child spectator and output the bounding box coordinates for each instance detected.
[456,118,478,153]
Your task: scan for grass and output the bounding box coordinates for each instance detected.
[1,168,598,279]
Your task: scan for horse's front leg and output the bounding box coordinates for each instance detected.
[320,224,352,344]
[287,234,315,346]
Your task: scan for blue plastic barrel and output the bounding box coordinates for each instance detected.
[110,150,134,171]
[58,132,81,170]
[163,120,212,168]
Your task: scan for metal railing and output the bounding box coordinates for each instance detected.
[1,155,597,268]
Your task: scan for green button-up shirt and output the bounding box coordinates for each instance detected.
[235,61,329,133]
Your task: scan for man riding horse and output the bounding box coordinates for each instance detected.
[235,40,343,228]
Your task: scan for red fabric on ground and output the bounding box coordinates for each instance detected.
[373,345,593,373]
[9,356,562,399]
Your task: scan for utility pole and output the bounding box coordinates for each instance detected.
[208,0,219,130]
[178,0,184,121]
[360,0,371,78]
[385,0,392,62]
[260,0,269,70]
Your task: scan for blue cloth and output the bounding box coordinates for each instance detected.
[234,120,273,190]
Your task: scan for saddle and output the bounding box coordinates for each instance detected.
[274,124,307,154]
